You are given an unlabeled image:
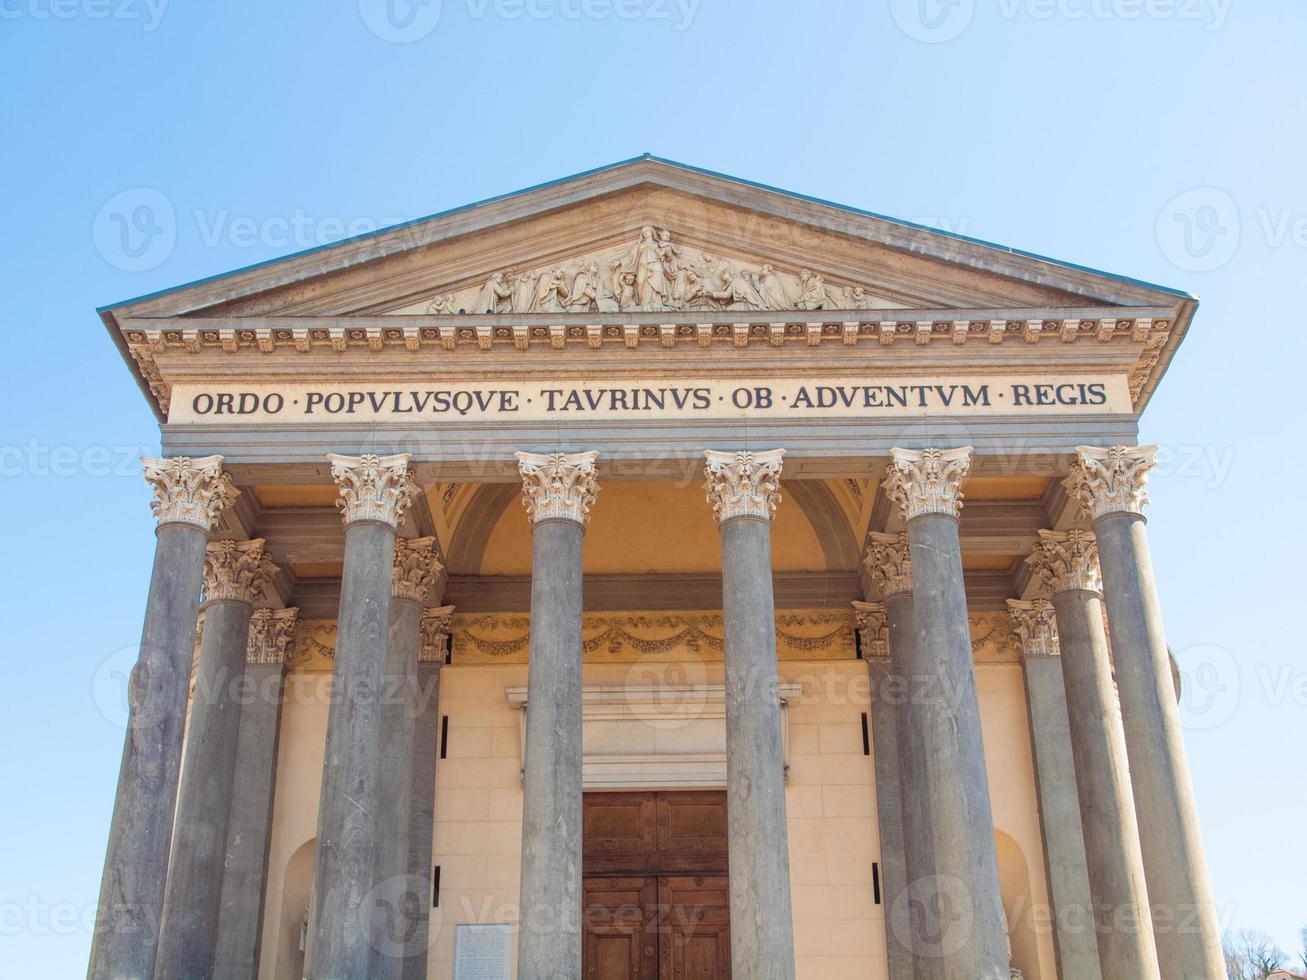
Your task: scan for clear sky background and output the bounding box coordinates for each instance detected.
[2,1,1304,974]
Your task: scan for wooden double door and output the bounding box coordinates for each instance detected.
[582,792,731,980]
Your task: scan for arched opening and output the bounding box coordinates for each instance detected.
[274,838,316,980]
[995,830,1040,979]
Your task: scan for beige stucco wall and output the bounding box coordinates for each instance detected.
[255,658,1053,980]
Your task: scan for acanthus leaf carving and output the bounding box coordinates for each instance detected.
[142,455,238,531]
[1005,599,1060,658]
[863,531,913,597]
[851,600,889,659]
[419,605,456,664]
[202,538,277,605]
[1026,529,1101,595]
[516,450,600,526]
[391,537,444,603]
[246,607,299,666]
[1065,445,1157,520]
[885,446,973,521]
[703,449,785,524]
[327,452,418,529]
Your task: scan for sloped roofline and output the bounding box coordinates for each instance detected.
[99,153,1196,315]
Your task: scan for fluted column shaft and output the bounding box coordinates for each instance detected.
[156,539,276,979]
[1068,446,1224,979]
[887,447,1007,980]
[706,449,796,980]
[212,608,299,980]
[308,453,418,980]
[90,456,235,980]
[515,451,597,980]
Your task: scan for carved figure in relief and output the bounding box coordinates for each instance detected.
[754,263,791,310]
[620,225,672,310]
[471,270,514,314]
[532,268,569,313]
[722,263,766,310]
[796,268,836,310]
[566,263,603,312]
[426,293,458,314]
[511,269,538,314]
[417,227,888,316]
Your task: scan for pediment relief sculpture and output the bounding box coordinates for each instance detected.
[409,226,902,316]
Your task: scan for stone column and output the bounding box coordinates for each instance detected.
[156,538,277,979]
[704,449,796,980]
[884,447,1008,980]
[89,456,237,980]
[853,598,913,980]
[372,537,442,978]
[212,606,299,980]
[515,450,598,980]
[308,453,419,980]
[1006,598,1104,980]
[402,606,455,980]
[1066,446,1224,978]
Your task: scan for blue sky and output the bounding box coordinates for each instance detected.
[2,0,1304,973]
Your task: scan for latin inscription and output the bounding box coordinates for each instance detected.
[169,375,1130,425]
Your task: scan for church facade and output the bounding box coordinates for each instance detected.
[88,157,1223,980]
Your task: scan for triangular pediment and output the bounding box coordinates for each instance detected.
[103,156,1193,321]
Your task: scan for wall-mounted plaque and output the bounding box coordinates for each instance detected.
[453,923,512,980]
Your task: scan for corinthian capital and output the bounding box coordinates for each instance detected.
[852,601,888,659]
[392,537,444,603]
[327,453,418,528]
[516,451,600,526]
[864,531,912,597]
[142,455,238,531]
[703,449,785,524]
[1026,529,1101,595]
[246,607,298,666]
[419,605,456,664]
[203,538,277,604]
[885,446,973,521]
[1006,599,1059,658]
[1065,445,1157,520]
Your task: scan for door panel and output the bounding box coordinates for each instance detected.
[582,876,658,980]
[582,793,731,979]
[659,875,730,980]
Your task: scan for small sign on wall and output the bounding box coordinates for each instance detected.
[453,923,513,980]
